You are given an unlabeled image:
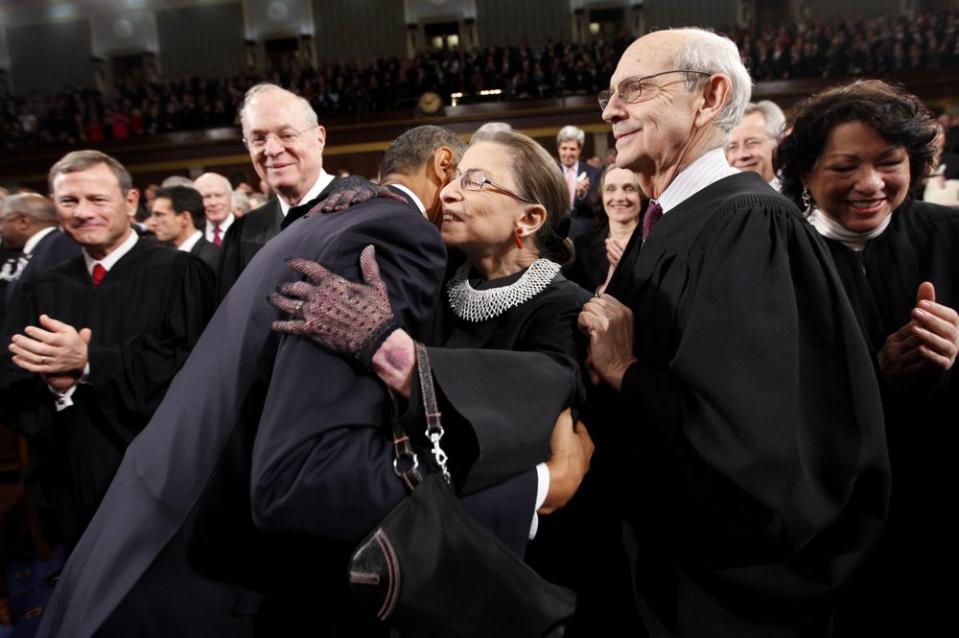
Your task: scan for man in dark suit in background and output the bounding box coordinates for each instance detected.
[557,125,602,238]
[216,83,340,299]
[0,193,80,310]
[151,185,220,275]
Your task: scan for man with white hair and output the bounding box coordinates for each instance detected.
[725,100,786,190]
[556,124,602,238]
[217,83,340,299]
[578,28,889,636]
[194,172,235,247]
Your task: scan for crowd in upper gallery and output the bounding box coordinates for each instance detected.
[1,8,958,151]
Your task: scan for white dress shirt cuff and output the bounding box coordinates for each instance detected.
[48,362,91,412]
[529,462,551,539]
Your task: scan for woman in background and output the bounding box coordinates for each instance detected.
[566,165,644,293]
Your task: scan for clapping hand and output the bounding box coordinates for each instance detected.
[878,282,959,388]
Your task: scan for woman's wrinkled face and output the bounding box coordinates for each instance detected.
[439,142,528,253]
[602,167,642,226]
[803,121,911,232]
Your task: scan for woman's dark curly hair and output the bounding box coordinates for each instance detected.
[775,79,939,211]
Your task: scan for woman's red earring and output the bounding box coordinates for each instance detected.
[514,228,524,249]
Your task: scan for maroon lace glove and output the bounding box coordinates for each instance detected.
[305,176,407,218]
[270,245,398,368]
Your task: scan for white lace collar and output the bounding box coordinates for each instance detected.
[447,259,561,322]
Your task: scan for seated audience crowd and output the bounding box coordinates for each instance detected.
[2,9,959,150]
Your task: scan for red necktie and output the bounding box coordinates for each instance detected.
[641,200,663,242]
[212,225,222,247]
[92,263,107,287]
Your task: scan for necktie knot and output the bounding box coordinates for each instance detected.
[92,263,107,287]
[641,200,663,242]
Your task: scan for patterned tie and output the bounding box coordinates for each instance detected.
[641,199,663,242]
[212,224,222,247]
[566,167,577,207]
[92,263,107,287]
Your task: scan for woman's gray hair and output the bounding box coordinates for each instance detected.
[672,28,752,134]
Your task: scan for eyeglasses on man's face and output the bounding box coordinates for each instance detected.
[598,70,712,110]
[243,125,317,151]
[457,168,535,204]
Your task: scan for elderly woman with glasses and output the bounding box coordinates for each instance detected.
[272,130,641,634]
[776,79,959,636]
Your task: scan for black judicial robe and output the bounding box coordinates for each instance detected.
[408,269,642,636]
[600,172,889,637]
[216,179,339,300]
[38,196,554,638]
[0,239,215,551]
[410,270,591,502]
[822,201,959,636]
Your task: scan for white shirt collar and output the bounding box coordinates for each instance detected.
[386,183,427,216]
[22,226,58,255]
[205,212,234,242]
[768,176,783,192]
[177,229,203,252]
[83,229,138,276]
[277,170,335,217]
[808,207,892,252]
[657,147,740,214]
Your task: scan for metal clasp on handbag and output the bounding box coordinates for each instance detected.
[415,342,451,483]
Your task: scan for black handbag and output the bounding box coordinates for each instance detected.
[348,343,576,637]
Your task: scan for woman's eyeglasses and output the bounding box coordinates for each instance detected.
[457,168,535,204]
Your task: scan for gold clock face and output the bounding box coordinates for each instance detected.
[418,91,443,114]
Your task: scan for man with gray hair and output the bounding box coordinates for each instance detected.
[217,83,340,299]
[579,28,889,635]
[725,100,787,190]
[0,193,80,309]
[556,124,602,238]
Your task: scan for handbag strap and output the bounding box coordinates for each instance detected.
[391,342,451,491]
[415,342,450,482]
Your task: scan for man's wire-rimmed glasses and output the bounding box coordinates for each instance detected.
[243,125,318,150]
[598,70,712,110]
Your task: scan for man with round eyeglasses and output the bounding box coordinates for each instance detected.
[578,27,889,636]
[216,83,342,300]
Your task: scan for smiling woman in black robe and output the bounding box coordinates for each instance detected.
[777,79,959,636]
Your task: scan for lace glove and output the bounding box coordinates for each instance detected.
[270,245,398,368]
[305,176,407,218]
